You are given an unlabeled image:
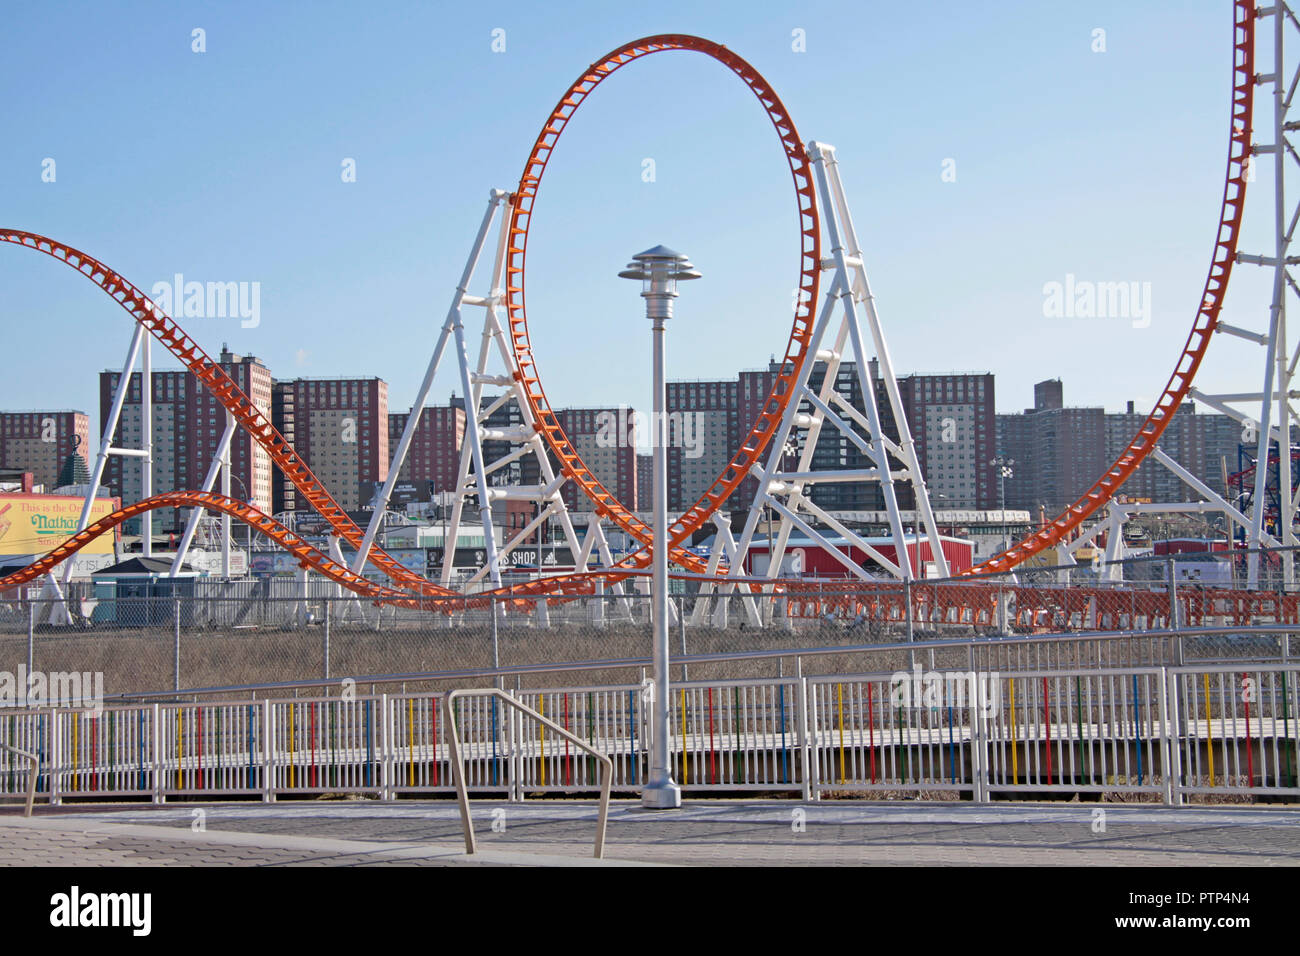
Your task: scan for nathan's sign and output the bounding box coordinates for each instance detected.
[0,494,119,557]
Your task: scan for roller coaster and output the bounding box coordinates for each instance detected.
[0,3,1291,617]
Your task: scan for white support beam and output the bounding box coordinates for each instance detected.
[1189,388,1286,444]
[430,189,594,594]
[141,330,152,560]
[1194,389,1299,402]
[354,191,506,578]
[689,513,737,626]
[765,494,877,581]
[1217,321,1272,345]
[816,142,947,576]
[220,409,232,577]
[63,324,148,587]
[1150,445,1279,547]
[792,495,903,577]
[725,272,846,587]
[717,142,945,588]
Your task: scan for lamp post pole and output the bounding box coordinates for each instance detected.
[227,472,254,575]
[990,455,1014,552]
[619,245,700,810]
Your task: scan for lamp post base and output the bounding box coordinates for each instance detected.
[640,778,682,809]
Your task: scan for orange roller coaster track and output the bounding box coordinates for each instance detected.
[0,229,455,599]
[2,33,816,600]
[0,491,637,609]
[964,0,1257,573]
[0,9,1263,594]
[0,492,408,602]
[504,34,819,572]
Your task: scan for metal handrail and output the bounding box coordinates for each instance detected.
[0,743,40,817]
[444,688,613,859]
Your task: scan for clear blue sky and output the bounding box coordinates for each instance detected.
[0,0,1276,457]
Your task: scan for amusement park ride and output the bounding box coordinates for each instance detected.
[2,3,1298,616]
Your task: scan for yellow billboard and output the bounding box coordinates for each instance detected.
[0,494,119,557]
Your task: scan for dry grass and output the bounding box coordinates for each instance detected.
[0,613,1289,700]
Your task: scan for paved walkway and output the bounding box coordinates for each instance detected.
[2,801,1298,866]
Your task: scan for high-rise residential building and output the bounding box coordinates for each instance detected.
[550,407,637,513]
[387,405,466,496]
[995,383,1246,516]
[1198,411,1246,496]
[1104,399,1245,502]
[0,411,90,491]
[99,347,273,531]
[1033,379,1063,412]
[706,361,998,517]
[270,377,389,512]
[995,414,1035,512]
[735,366,784,509]
[636,453,653,512]
[898,371,997,510]
[996,380,1107,515]
[1104,400,1197,502]
[271,381,297,514]
[666,380,738,512]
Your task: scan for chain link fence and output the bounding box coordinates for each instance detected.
[0,574,1296,700]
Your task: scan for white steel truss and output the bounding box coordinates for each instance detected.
[171,409,242,577]
[697,142,948,624]
[358,189,628,604]
[39,321,157,623]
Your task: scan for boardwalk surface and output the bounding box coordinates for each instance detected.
[2,801,1298,866]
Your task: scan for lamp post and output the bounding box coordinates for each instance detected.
[619,245,700,810]
[990,455,1014,551]
[227,472,254,576]
[933,492,949,537]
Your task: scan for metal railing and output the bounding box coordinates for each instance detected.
[0,742,39,816]
[3,658,1296,809]
[445,689,612,858]
[1169,663,1300,797]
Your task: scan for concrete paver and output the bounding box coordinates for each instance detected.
[2,801,1298,866]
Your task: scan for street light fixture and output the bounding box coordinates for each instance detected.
[618,245,700,811]
[990,454,1015,552]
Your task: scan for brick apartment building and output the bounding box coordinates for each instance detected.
[270,377,388,512]
[550,407,638,512]
[387,405,466,497]
[99,347,273,531]
[0,410,90,491]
